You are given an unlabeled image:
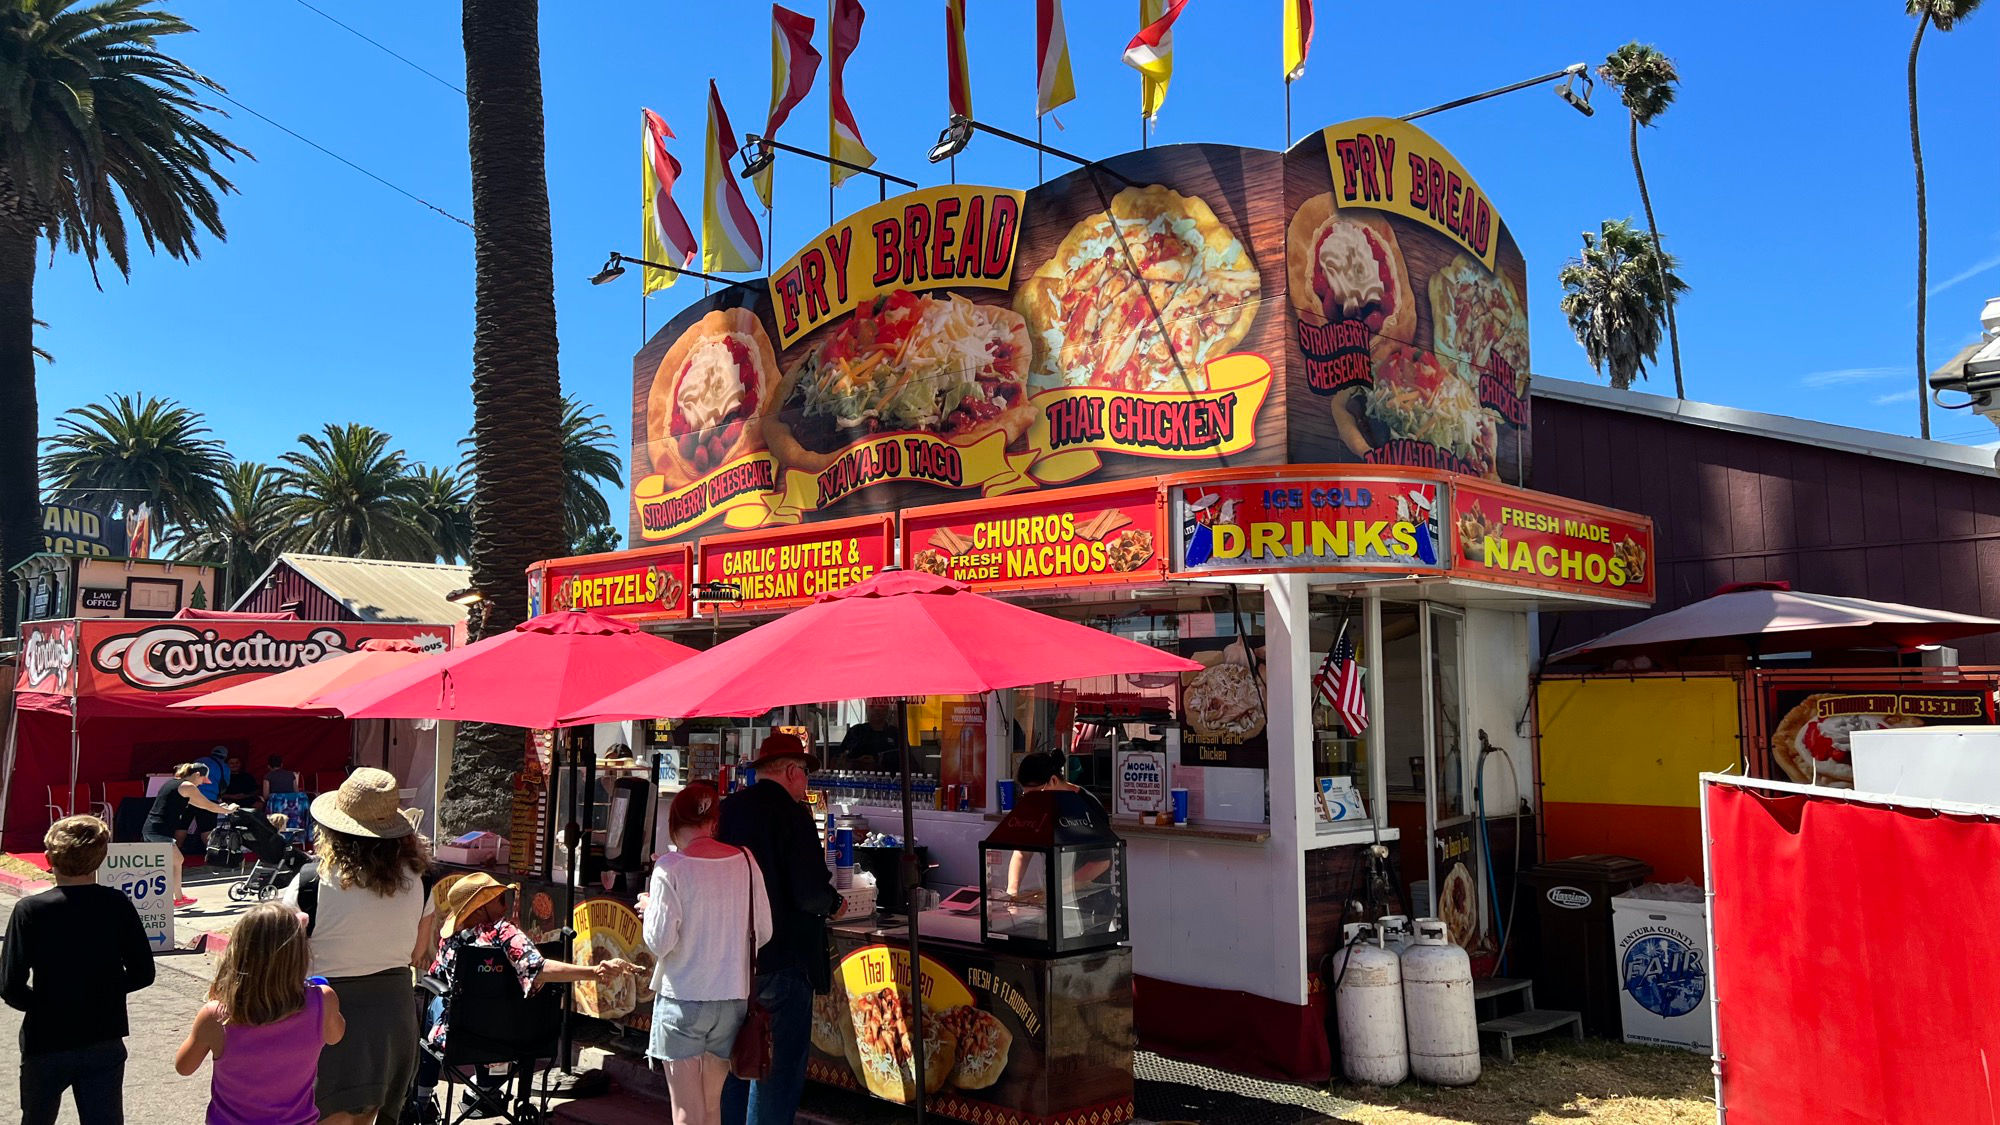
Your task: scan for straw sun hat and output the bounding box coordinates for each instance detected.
[309,767,419,839]
[437,872,515,934]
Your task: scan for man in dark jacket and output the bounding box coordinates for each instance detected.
[717,733,837,1125]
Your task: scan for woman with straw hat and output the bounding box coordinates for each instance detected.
[407,874,639,1117]
[280,768,433,1125]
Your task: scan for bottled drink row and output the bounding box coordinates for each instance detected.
[809,770,940,808]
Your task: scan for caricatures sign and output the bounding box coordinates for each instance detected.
[14,619,445,700]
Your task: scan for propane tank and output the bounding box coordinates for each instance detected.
[1378,914,1415,956]
[1400,918,1480,1085]
[1332,922,1409,1086]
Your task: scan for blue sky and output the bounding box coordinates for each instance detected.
[31,0,2000,524]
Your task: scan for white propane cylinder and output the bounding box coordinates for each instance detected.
[1401,918,1480,1086]
[1332,922,1409,1085]
[1378,914,1415,956]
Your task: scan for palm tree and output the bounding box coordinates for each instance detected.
[1907,0,1983,439]
[1599,42,1685,400]
[409,464,474,564]
[570,523,621,555]
[41,393,232,537]
[559,396,623,543]
[0,1,247,632]
[452,0,569,832]
[172,461,283,604]
[271,423,434,560]
[1558,219,1689,391]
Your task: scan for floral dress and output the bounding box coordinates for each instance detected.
[425,921,544,1048]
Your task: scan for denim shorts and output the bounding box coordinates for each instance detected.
[648,995,749,1062]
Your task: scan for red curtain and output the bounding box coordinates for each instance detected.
[1709,783,2000,1123]
[4,706,351,851]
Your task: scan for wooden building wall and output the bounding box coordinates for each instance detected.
[233,563,357,623]
[1530,396,2000,664]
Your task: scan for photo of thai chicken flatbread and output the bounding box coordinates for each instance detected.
[1772,694,1922,788]
[1015,184,1260,393]
[1344,344,1500,477]
[646,307,780,489]
[1183,660,1265,742]
[1428,253,1528,384]
[848,987,955,1103]
[762,290,1034,475]
[1286,194,1415,348]
[938,1004,1012,1091]
[573,932,637,1020]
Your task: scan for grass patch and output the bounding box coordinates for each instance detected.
[1333,1039,1714,1125]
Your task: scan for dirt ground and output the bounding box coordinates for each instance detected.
[1331,1040,1714,1125]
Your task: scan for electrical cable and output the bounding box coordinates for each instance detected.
[290,0,467,97]
[207,89,473,230]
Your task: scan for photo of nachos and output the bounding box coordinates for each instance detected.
[1338,344,1500,477]
[1612,536,1647,583]
[1285,193,1415,346]
[1015,185,1260,392]
[912,548,951,576]
[762,290,1033,476]
[1105,529,1155,572]
[1429,252,1528,383]
[1456,501,1498,563]
[646,307,780,490]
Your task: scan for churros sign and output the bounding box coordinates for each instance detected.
[901,484,1165,592]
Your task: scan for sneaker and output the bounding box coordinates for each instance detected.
[173,896,198,908]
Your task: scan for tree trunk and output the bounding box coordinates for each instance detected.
[1630,115,1683,400]
[0,214,39,636]
[449,0,568,835]
[1909,14,1931,439]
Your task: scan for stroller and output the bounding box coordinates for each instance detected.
[206,808,307,902]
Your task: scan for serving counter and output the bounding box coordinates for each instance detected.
[813,919,1135,1125]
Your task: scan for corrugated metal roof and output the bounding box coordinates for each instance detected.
[1530,374,1997,477]
[244,554,471,625]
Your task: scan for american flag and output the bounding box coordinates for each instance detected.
[1317,628,1369,736]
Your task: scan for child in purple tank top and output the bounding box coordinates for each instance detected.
[176,903,346,1125]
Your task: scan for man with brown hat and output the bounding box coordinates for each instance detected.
[717,732,838,1125]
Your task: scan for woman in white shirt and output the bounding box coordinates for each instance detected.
[280,768,433,1125]
[641,782,772,1125]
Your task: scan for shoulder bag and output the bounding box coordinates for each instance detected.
[729,849,773,1080]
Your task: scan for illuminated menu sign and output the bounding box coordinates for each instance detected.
[697,515,895,613]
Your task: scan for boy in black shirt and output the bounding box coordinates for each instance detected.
[1,815,154,1125]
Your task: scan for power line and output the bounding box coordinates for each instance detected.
[290,0,467,97]
[208,89,473,230]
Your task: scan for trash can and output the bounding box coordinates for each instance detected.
[1518,855,1651,1036]
[1611,883,1712,1052]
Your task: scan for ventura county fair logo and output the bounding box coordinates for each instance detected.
[22,625,78,691]
[91,625,353,692]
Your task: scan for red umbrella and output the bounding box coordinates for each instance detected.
[1550,582,2000,664]
[564,569,1202,722]
[562,569,1198,1124]
[314,610,701,728]
[170,638,438,715]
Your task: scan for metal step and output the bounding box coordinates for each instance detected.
[1473,976,1533,1002]
[1478,1008,1584,1063]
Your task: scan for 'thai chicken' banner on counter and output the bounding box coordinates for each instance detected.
[631,119,1533,547]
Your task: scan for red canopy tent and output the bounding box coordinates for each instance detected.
[2,617,448,851]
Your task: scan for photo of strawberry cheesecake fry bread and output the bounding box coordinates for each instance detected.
[645,307,779,489]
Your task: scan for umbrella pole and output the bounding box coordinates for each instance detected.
[896,697,926,1125]
[559,727,582,1072]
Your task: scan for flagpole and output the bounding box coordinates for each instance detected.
[1285,81,1293,149]
[827,0,835,227]
[1036,115,1044,184]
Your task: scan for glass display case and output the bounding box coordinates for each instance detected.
[979,790,1128,955]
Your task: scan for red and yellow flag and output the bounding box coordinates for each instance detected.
[640,109,697,294]
[1035,0,1076,116]
[1283,0,1313,82]
[702,82,763,273]
[829,0,877,186]
[945,0,971,119]
[756,5,821,208]
[1124,0,1190,121]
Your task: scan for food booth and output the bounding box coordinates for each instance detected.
[508,117,1657,1114]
